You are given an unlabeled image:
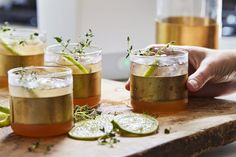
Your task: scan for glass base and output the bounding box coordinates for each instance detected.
[131,98,188,115]
[11,120,72,137]
[0,76,8,89]
[73,96,101,108]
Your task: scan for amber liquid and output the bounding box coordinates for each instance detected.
[10,92,73,137]
[0,53,44,88]
[130,74,188,115]
[73,71,101,107]
[156,16,219,49]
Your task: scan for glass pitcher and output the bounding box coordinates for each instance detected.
[156,0,222,49]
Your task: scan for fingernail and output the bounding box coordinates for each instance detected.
[188,79,199,90]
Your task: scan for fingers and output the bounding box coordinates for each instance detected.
[125,78,130,91]
[187,61,214,92]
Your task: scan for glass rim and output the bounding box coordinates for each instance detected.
[45,43,102,56]
[130,47,188,59]
[8,66,72,79]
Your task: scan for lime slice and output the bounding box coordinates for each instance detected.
[143,60,159,77]
[69,118,113,140]
[62,53,89,74]
[0,112,10,127]
[0,105,10,114]
[95,114,114,122]
[113,113,158,135]
[0,38,22,55]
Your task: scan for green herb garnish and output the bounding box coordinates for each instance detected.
[126,36,133,58]
[98,127,120,148]
[28,141,40,152]
[125,38,175,77]
[164,128,171,134]
[54,29,95,74]
[73,105,101,122]
[45,144,54,154]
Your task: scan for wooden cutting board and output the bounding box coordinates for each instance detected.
[1,79,236,157]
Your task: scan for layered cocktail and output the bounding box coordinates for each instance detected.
[0,25,46,88]
[8,66,73,137]
[45,32,101,107]
[129,45,188,114]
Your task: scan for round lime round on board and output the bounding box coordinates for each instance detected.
[95,114,114,122]
[0,112,10,127]
[69,118,113,140]
[113,113,159,135]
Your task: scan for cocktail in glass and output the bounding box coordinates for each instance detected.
[8,66,73,137]
[45,44,102,107]
[0,28,46,88]
[130,46,188,114]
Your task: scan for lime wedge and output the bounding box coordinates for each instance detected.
[113,113,158,135]
[62,53,89,74]
[0,105,10,114]
[69,118,113,140]
[143,60,159,77]
[0,112,10,127]
[0,38,22,55]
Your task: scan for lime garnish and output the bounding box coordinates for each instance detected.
[113,113,158,135]
[0,112,10,127]
[69,117,113,140]
[0,105,10,114]
[62,53,89,74]
[143,60,159,77]
[0,38,22,55]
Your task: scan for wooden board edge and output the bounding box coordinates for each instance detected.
[128,120,236,157]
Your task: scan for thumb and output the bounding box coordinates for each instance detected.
[187,62,213,92]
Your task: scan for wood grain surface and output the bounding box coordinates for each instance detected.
[0,79,236,157]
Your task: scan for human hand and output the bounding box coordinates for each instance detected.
[125,45,236,97]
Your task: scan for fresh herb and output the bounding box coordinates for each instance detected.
[98,127,120,148]
[164,128,171,134]
[45,144,54,154]
[28,141,54,154]
[28,141,40,152]
[29,32,39,40]
[155,41,175,56]
[126,36,133,58]
[73,105,101,122]
[54,29,94,55]
[54,29,94,74]
[16,69,38,82]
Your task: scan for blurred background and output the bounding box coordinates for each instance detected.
[0,0,236,80]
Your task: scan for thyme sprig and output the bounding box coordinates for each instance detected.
[98,127,120,148]
[126,36,133,58]
[125,37,175,57]
[164,128,171,134]
[54,29,94,74]
[54,29,94,55]
[28,141,40,152]
[19,32,40,46]
[27,141,54,154]
[73,105,101,122]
